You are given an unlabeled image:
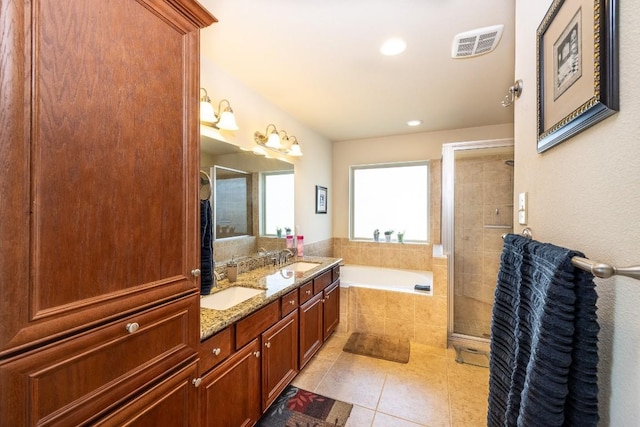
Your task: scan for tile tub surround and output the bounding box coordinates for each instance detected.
[340,256,448,348]
[200,256,342,340]
[333,238,433,271]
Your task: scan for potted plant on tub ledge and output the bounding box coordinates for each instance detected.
[384,230,393,242]
[397,231,405,243]
[373,229,380,242]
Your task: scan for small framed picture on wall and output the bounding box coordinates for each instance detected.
[315,185,327,214]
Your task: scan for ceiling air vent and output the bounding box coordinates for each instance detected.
[451,24,504,59]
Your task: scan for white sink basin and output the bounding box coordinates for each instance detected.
[280,261,321,273]
[201,287,263,311]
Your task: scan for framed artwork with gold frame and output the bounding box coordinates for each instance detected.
[536,0,618,153]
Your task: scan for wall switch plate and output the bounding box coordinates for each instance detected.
[518,192,527,225]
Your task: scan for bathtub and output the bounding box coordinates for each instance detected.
[339,264,433,295]
[339,264,445,347]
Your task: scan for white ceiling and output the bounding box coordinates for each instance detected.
[199,0,516,142]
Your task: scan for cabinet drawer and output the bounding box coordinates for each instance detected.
[299,281,314,304]
[199,327,233,375]
[94,360,199,426]
[0,294,199,427]
[281,289,299,317]
[313,270,332,294]
[235,300,279,350]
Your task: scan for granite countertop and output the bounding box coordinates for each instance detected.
[200,256,342,341]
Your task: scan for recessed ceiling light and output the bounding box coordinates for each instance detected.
[407,120,423,127]
[380,38,407,56]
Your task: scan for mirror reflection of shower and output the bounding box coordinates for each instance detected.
[442,139,514,344]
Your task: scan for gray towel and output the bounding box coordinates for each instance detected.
[488,234,599,426]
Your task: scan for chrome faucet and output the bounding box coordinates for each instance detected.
[280,249,294,265]
[213,270,223,285]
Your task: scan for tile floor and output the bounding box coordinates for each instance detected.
[292,332,490,427]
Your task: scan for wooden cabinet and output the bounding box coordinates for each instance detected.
[299,292,324,369]
[262,311,299,410]
[299,276,341,368]
[0,291,200,426]
[197,264,340,423]
[0,0,215,424]
[201,339,262,427]
[323,280,341,340]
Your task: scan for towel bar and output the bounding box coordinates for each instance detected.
[503,228,640,281]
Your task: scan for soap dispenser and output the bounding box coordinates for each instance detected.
[226,258,238,283]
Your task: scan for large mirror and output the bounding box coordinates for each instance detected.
[200,131,294,241]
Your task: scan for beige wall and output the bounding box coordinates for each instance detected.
[201,58,333,246]
[515,1,640,424]
[332,124,514,239]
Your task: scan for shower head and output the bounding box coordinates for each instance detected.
[505,160,514,167]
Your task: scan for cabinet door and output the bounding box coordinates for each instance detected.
[323,281,340,341]
[93,360,199,427]
[201,339,262,427]
[0,0,214,356]
[299,292,324,369]
[262,311,299,410]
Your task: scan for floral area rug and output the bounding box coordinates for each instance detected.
[257,385,353,427]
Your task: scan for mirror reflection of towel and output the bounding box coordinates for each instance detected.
[200,200,213,295]
[488,234,599,426]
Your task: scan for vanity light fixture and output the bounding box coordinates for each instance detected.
[255,124,282,149]
[254,124,303,156]
[287,136,303,157]
[199,88,239,131]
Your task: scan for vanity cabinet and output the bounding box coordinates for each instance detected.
[262,310,299,410]
[0,0,215,424]
[201,339,262,427]
[299,292,324,368]
[299,267,341,368]
[197,264,339,425]
[323,280,341,340]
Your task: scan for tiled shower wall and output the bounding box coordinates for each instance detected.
[453,154,513,337]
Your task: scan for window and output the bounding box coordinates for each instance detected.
[350,161,429,242]
[261,171,294,236]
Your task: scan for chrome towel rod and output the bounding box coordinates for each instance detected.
[503,227,640,281]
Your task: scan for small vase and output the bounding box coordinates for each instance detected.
[397,234,404,243]
[373,233,379,242]
[384,235,391,242]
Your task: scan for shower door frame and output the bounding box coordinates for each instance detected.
[442,138,514,346]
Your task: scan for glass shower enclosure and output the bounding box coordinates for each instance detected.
[442,139,514,348]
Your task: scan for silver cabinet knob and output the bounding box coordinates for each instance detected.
[253,351,261,358]
[289,300,295,305]
[305,290,312,295]
[325,294,330,300]
[192,378,202,388]
[125,322,139,334]
[191,269,201,277]
[212,348,221,356]
[265,342,271,349]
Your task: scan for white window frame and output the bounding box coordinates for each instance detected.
[349,161,430,243]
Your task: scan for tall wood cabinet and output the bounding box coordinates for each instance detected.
[0,0,215,425]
